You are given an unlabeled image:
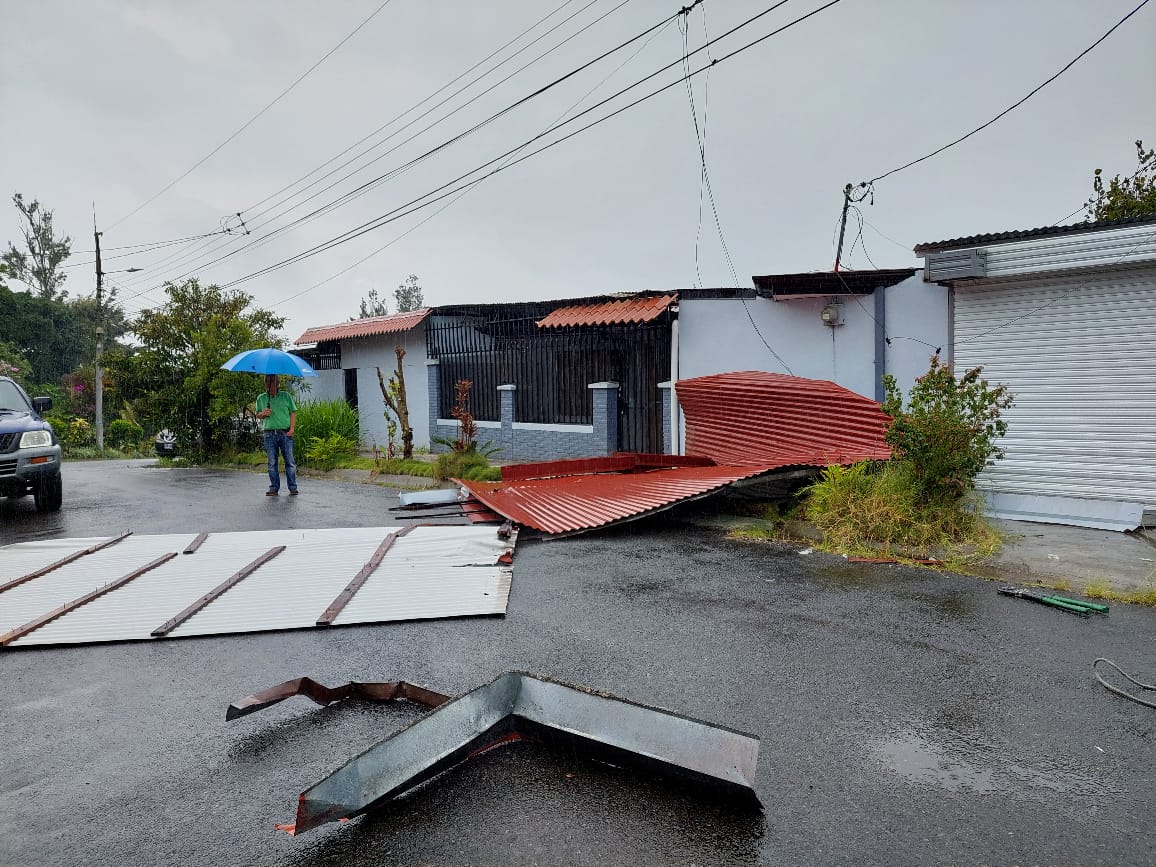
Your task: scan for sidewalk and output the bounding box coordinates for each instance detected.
[970,519,1156,597]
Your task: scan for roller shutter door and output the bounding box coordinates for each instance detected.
[953,268,1156,527]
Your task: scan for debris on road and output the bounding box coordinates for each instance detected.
[452,372,892,538]
[998,586,1109,617]
[1093,658,1156,710]
[289,671,762,835]
[227,676,449,720]
[0,525,517,648]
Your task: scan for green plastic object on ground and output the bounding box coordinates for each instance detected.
[1046,594,1109,613]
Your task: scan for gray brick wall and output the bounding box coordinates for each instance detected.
[427,377,621,462]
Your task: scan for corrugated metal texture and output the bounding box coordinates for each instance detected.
[3,526,515,648]
[333,525,512,625]
[0,534,195,634]
[913,214,1156,254]
[295,308,430,344]
[535,294,677,328]
[0,536,106,585]
[460,465,780,535]
[676,371,890,466]
[954,272,1156,512]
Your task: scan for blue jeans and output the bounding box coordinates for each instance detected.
[264,430,297,492]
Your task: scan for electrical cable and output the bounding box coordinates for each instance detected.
[272,12,676,310]
[108,0,398,231]
[210,0,840,295]
[865,0,1153,186]
[119,0,677,301]
[1093,658,1156,710]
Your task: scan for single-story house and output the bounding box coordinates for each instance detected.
[295,308,432,454]
[915,213,1156,531]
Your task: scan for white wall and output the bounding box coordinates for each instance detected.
[298,369,344,404]
[679,276,946,399]
[341,325,430,451]
[883,275,951,396]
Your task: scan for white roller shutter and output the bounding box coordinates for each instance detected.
[953,267,1156,528]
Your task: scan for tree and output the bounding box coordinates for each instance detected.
[1085,140,1156,221]
[0,283,87,384]
[394,274,423,312]
[376,346,414,459]
[355,288,389,319]
[2,193,72,300]
[108,278,285,458]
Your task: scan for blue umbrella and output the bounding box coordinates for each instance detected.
[220,348,319,378]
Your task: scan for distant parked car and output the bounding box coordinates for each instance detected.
[0,376,63,511]
[155,429,177,457]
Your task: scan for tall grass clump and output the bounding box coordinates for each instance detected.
[294,399,360,451]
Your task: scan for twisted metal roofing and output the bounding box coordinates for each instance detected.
[460,464,777,536]
[295,308,430,344]
[535,294,677,328]
[676,371,891,466]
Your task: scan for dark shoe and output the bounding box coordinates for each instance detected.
[289,489,299,495]
[266,490,278,497]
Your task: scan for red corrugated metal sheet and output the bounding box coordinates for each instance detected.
[535,294,677,328]
[676,371,890,466]
[295,308,431,345]
[500,453,715,482]
[459,464,779,536]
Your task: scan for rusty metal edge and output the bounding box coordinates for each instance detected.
[183,532,209,555]
[315,526,416,626]
[0,552,176,647]
[0,530,134,595]
[291,670,761,835]
[226,676,450,720]
[150,545,286,637]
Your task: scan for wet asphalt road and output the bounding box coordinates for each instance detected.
[1,461,1154,866]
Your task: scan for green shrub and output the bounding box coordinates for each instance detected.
[294,400,360,451]
[106,419,145,450]
[432,449,490,482]
[803,460,998,557]
[882,355,1013,503]
[49,416,94,452]
[301,433,359,471]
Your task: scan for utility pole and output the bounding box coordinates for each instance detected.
[833,183,852,272]
[93,217,105,452]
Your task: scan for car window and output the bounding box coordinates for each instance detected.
[0,380,33,412]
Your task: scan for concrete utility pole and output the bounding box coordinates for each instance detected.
[93,219,105,452]
[833,183,852,272]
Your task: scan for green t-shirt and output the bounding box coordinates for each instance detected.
[256,391,297,431]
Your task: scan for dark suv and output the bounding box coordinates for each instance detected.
[0,376,63,511]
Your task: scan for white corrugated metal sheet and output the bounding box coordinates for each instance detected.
[954,269,1156,528]
[1,526,515,648]
[972,224,1156,279]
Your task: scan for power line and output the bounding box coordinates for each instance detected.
[213,0,840,293]
[273,10,676,311]
[866,0,1153,186]
[119,0,641,299]
[108,0,397,231]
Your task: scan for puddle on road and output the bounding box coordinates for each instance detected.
[872,726,1120,804]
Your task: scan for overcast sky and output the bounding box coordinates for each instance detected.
[2,0,1153,339]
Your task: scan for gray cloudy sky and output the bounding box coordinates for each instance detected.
[2,0,1153,338]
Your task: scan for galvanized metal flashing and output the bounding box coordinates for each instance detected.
[227,677,449,720]
[290,671,761,834]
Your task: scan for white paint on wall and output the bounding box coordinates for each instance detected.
[298,369,344,404]
[341,325,430,451]
[883,275,951,396]
[512,421,595,433]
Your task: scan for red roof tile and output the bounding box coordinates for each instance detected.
[676,371,890,466]
[535,295,677,328]
[295,308,431,345]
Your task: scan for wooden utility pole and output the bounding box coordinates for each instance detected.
[93,217,105,452]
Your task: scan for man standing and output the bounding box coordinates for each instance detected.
[255,374,298,496]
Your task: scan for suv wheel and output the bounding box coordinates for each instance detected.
[34,474,62,512]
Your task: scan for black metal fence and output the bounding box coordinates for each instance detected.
[426,303,671,453]
[294,341,341,371]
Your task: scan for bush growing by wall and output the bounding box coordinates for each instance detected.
[294,399,360,451]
